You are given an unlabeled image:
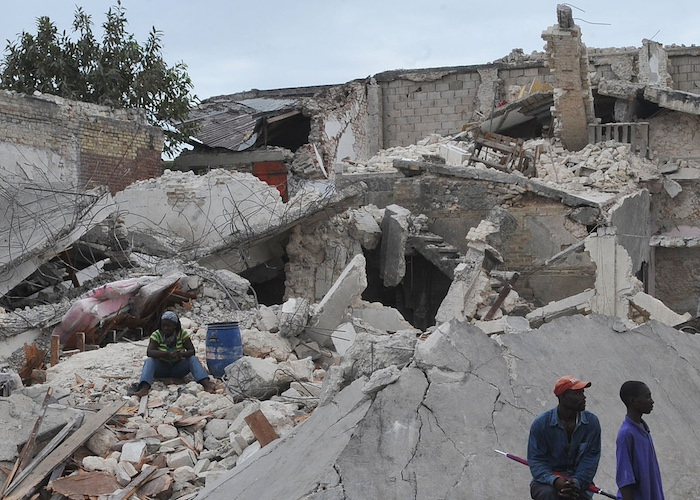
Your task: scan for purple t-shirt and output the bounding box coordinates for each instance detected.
[615,416,665,499]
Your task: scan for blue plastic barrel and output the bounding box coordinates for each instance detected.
[205,322,243,378]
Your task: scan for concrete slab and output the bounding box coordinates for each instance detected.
[379,205,410,287]
[305,254,367,348]
[198,315,700,499]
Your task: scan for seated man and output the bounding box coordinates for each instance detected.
[133,311,216,397]
[528,375,601,499]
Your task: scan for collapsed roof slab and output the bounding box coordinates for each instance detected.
[0,183,115,298]
[197,182,365,274]
[643,86,700,115]
[198,315,700,499]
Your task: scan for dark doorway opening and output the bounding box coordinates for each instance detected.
[361,248,452,330]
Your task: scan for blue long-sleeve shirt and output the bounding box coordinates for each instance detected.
[527,407,601,498]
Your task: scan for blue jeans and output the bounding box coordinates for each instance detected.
[138,356,209,386]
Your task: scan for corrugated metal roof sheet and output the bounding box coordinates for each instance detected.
[188,97,301,151]
[237,98,297,113]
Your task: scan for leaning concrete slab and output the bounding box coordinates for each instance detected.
[0,182,115,298]
[198,315,700,499]
[630,292,692,326]
[379,204,411,287]
[0,392,82,463]
[305,254,367,348]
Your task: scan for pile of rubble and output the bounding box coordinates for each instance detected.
[0,250,421,498]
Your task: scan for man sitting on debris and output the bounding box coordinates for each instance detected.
[133,311,216,397]
[527,375,601,499]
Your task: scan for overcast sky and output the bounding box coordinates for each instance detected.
[1,1,698,101]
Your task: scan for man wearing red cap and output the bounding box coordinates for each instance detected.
[527,375,601,499]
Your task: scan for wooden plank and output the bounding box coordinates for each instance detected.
[244,409,279,447]
[107,464,158,500]
[50,335,60,367]
[5,415,82,495]
[4,401,124,500]
[76,332,85,352]
[0,387,53,497]
[137,394,149,417]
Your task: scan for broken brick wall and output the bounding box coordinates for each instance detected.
[653,247,700,315]
[649,177,700,314]
[371,47,700,150]
[648,111,700,161]
[0,90,163,194]
[306,81,372,172]
[284,212,362,302]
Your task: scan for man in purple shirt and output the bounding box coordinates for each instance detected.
[616,381,665,499]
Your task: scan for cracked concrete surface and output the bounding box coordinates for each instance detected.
[199,314,700,499]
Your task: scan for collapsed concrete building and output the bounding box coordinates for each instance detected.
[1,5,700,499]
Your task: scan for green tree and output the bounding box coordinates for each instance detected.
[0,1,197,156]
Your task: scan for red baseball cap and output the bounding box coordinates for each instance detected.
[553,375,591,396]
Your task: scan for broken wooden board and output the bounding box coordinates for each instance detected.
[244,409,279,447]
[174,413,211,427]
[49,471,121,499]
[4,400,124,500]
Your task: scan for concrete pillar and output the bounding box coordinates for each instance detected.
[367,78,384,154]
[639,39,673,87]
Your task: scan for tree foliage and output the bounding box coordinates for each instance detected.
[0,1,197,156]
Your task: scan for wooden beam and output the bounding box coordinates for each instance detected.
[4,401,124,500]
[50,335,60,367]
[76,332,85,352]
[5,415,82,495]
[244,409,279,447]
[0,388,53,497]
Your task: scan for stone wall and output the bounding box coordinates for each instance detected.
[654,247,700,315]
[0,90,163,193]
[648,111,700,161]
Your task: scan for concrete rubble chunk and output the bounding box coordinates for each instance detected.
[305,254,368,348]
[120,440,147,464]
[224,356,314,401]
[362,365,401,394]
[82,455,118,474]
[352,302,413,333]
[255,305,280,332]
[278,298,310,338]
[526,289,595,327]
[379,205,411,287]
[86,426,119,457]
[173,465,198,484]
[0,393,81,463]
[168,448,197,469]
[630,292,692,326]
[349,206,383,250]
[242,328,292,362]
[205,418,231,441]
[331,322,356,355]
[157,423,179,440]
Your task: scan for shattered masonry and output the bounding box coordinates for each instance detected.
[1,7,700,500]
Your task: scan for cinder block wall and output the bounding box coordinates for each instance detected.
[374,47,700,149]
[0,90,163,193]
